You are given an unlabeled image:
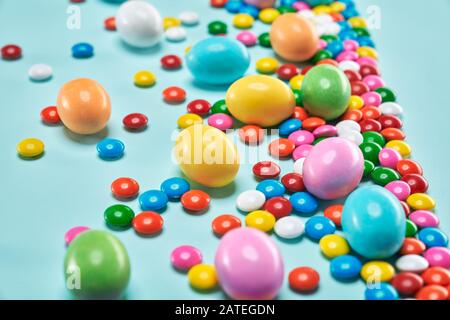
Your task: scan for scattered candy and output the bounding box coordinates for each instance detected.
[256,179,285,199]
[330,255,362,280]
[17,138,44,158]
[253,161,281,180]
[365,283,398,300]
[28,63,52,81]
[1,44,22,60]
[71,42,94,58]
[96,138,125,160]
[188,264,218,290]
[133,211,163,235]
[111,177,140,199]
[160,177,190,200]
[139,190,169,211]
[245,210,276,233]
[163,86,186,103]
[239,125,264,144]
[104,204,135,228]
[181,190,211,212]
[319,234,350,258]
[64,226,89,246]
[165,26,187,42]
[161,54,182,70]
[274,216,304,239]
[134,70,156,87]
[179,11,199,26]
[207,113,233,130]
[236,190,266,212]
[289,267,320,292]
[104,17,116,31]
[391,272,424,296]
[212,215,241,236]
[171,245,202,271]
[40,106,60,124]
[305,216,335,240]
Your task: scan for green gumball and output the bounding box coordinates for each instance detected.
[64,230,130,299]
[302,65,351,121]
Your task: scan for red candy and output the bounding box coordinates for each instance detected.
[359,119,382,132]
[1,44,22,60]
[361,106,381,120]
[401,174,428,194]
[300,66,313,75]
[133,211,164,235]
[400,200,410,216]
[381,128,406,141]
[351,80,370,96]
[421,267,450,286]
[163,86,186,103]
[396,159,423,176]
[341,109,363,122]
[378,114,403,129]
[181,190,211,212]
[210,0,227,7]
[187,99,211,115]
[277,64,299,81]
[359,64,380,77]
[123,113,148,130]
[400,237,426,255]
[281,173,305,193]
[324,204,343,228]
[316,59,338,67]
[268,138,295,158]
[415,285,449,300]
[239,125,264,144]
[212,214,241,236]
[104,17,116,31]
[111,177,140,199]
[263,197,293,219]
[252,161,281,179]
[302,117,325,131]
[344,69,362,82]
[292,107,309,120]
[40,106,61,124]
[289,267,320,292]
[391,272,423,296]
[161,54,182,70]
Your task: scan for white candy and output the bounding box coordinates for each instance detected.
[116,1,163,48]
[165,26,187,42]
[336,120,361,134]
[379,102,404,117]
[297,10,315,20]
[274,216,305,239]
[395,254,429,273]
[179,11,199,26]
[339,60,360,73]
[338,129,363,145]
[28,64,52,81]
[313,14,333,25]
[236,190,266,212]
[325,22,341,35]
[315,24,327,36]
[293,158,305,175]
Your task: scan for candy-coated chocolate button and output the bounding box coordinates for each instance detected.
[406,193,436,211]
[40,106,61,124]
[160,177,190,199]
[188,264,218,290]
[1,44,22,60]
[289,267,320,292]
[104,204,135,228]
[360,261,395,282]
[274,216,305,239]
[139,190,169,211]
[123,113,148,130]
[187,99,211,115]
[245,210,276,233]
[319,234,350,258]
[111,177,140,199]
[324,204,343,227]
[17,138,45,158]
[263,196,292,219]
[391,272,423,296]
[161,54,182,69]
[256,179,285,199]
[132,211,163,235]
[163,86,186,103]
[400,237,426,255]
[281,173,305,193]
[171,245,202,270]
[235,190,266,212]
[239,125,264,144]
[181,190,211,211]
[96,138,125,160]
[212,214,241,236]
[330,255,362,280]
[253,161,281,179]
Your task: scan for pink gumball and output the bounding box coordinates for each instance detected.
[236,31,257,47]
[171,245,203,270]
[302,137,364,200]
[243,0,275,9]
[65,226,89,245]
[379,148,402,169]
[215,227,284,300]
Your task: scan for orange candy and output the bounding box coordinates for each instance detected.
[57,78,111,135]
[239,125,264,144]
[341,109,363,122]
[324,204,343,227]
[302,117,325,131]
[269,138,295,157]
[381,128,406,141]
[292,106,309,120]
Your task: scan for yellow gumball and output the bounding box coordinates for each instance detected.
[407,193,436,211]
[330,2,346,13]
[17,138,44,158]
[226,75,295,127]
[360,261,395,282]
[319,234,350,258]
[188,264,218,290]
[134,71,156,87]
[177,113,203,129]
[348,17,367,28]
[313,6,332,14]
[348,95,364,110]
[245,210,276,233]
[289,75,304,90]
[163,17,181,30]
[385,140,411,157]
[233,13,254,29]
[255,57,279,74]
[259,8,280,24]
[174,124,239,188]
[357,46,378,60]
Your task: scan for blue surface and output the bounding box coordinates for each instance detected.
[0,0,449,300]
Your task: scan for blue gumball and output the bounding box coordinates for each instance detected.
[186,37,250,85]
[289,192,318,214]
[365,283,399,300]
[160,177,190,200]
[342,185,406,259]
[305,216,335,240]
[139,190,169,211]
[256,179,285,199]
[418,228,449,248]
[330,255,362,280]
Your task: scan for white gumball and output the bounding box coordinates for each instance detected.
[116,1,163,48]
[236,190,266,212]
[274,216,305,239]
[28,64,52,81]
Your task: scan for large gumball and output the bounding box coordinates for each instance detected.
[342,185,406,259]
[270,13,319,62]
[243,0,275,8]
[226,75,295,127]
[303,137,364,200]
[186,37,250,85]
[64,230,130,299]
[215,228,284,299]
[302,65,351,120]
[116,1,163,48]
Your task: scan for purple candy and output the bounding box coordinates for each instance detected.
[312,125,337,138]
[379,147,402,169]
[288,130,314,146]
[409,210,440,228]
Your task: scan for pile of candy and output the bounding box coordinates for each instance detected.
[5,0,449,300]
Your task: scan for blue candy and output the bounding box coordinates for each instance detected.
[357,36,376,48]
[326,40,344,58]
[330,255,362,280]
[338,30,358,41]
[289,192,318,214]
[139,190,169,211]
[239,5,259,18]
[72,42,94,58]
[225,0,244,13]
[256,179,285,199]
[96,138,125,160]
[305,216,336,240]
[279,119,302,137]
[418,228,449,248]
[365,283,399,300]
[280,0,297,7]
[160,177,190,200]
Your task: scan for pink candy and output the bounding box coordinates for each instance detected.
[292,144,313,160]
[312,124,337,138]
[409,210,440,228]
[318,39,327,50]
[288,130,314,146]
[363,75,385,91]
[361,91,382,107]
[336,50,358,62]
[379,147,402,169]
[171,245,202,271]
[423,247,450,269]
[343,39,359,51]
[64,226,90,245]
[357,57,378,67]
[384,181,411,201]
[292,1,311,11]
[208,113,233,130]
[236,31,257,47]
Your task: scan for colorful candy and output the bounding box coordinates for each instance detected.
[161,54,182,70]
[134,70,156,87]
[111,177,140,199]
[96,138,125,160]
[1,44,22,60]
[123,113,148,130]
[64,226,90,246]
[188,264,218,290]
[305,216,335,240]
[160,177,190,200]
[104,204,135,228]
[71,42,94,58]
[330,255,362,280]
[181,190,211,212]
[319,234,350,258]
[171,245,202,271]
[139,190,169,211]
[28,64,52,81]
[236,190,266,212]
[256,179,285,199]
[163,86,186,103]
[245,210,276,233]
[17,138,45,158]
[360,261,395,282]
[289,267,320,292]
[274,216,305,239]
[132,211,164,235]
[212,215,242,236]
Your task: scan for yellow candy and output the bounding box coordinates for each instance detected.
[361,261,395,283]
[134,71,156,87]
[385,140,411,157]
[259,8,280,24]
[233,13,254,29]
[330,2,346,13]
[313,6,332,14]
[163,17,181,30]
[188,264,218,290]
[177,113,203,129]
[256,57,279,74]
[185,45,192,55]
[319,234,350,258]
[289,75,304,90]
[357,46,378,60]
[245,210,276,232]
[348,95,364,110]
[348,17,367,28]
[17,138,44,158]
[407,193,436,211]
[175,124,239,188]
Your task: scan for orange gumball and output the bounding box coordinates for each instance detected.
[270,13,319,62]
[57,78,111,135]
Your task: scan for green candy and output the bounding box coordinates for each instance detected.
[363,159,375,178]
[302,65,351,120]
[312,49,333,64]
[353,27,370,37]
[211,99,230,115]
[208,21,227,35]
[371,167,401,186]
[64,230,131,299]
[320,34,338,44]
[359,142,382,165]
[277,6,296,14]
[362,131,386,147]
[375,87,397,103]
[104,204,134,228]
[292,89,303,106]
[258,32,271,48]
[405,219,418,237]
[313,137,327,145]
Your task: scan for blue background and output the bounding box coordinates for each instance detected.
[0,0,449,299]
